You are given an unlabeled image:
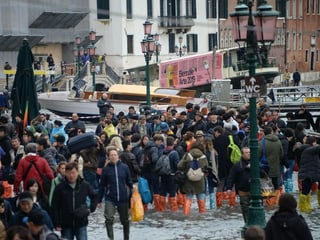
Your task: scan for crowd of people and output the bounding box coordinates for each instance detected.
[0,96,317,239]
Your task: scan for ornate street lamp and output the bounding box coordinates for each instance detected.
[230,0,278,231]
[141,20,156,106]
[175,34,187,57]
[73,36,84,79]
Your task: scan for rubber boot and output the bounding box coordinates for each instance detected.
[143,204,148,212]
[177,192,185,208]
[168,197,179,212]
[158,196,167,212]
[298,193,311,213]
[229,192,236,207]
[123,222,129,240]
[197,199,206,213]
[287,179,293,192]
[216,192,223,208]
[306,193,313,212]
[106,224,114,240]
[283,180,288,193]
[153,194,160,211]
[183,198,192,216]
[274,190,281,206]
[209,193,216,209]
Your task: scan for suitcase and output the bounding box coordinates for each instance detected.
[67,132,97,154]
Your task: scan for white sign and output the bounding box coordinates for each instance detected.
[245,77,260,93]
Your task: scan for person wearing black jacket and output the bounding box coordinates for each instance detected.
[225,147,251,223]
[51,161,98,240]
[97,93,111,118]
[265,193,313,240]
[98,147,133,240]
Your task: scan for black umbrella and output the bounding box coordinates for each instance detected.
[11,38,39,125]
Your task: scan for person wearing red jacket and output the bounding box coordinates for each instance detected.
[14,143,54,195]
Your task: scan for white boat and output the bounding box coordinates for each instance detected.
[38,84,203,117]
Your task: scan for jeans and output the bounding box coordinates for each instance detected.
[160,174,177,197]
[301,178,312,195]
[61,226,87,240]
[186,192,205,201]
[83,169,99,192]
[142,170,160,195]
[284,159,295,180]
[206,175,216,194]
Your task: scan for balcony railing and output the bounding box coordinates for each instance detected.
[158,16,194,29]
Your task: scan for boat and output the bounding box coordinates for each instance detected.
[38,83,203,118]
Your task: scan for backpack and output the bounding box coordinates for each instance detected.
[228,135,241,164]
[186,153,204,181]
[155,152,174,175]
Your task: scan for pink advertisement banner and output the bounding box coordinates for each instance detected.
[159,52,223,88]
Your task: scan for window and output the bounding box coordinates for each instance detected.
[127,0,132,19]
[293,0,296,18]
[208,33,218,51]
[127,35,133,54]
[168,33,175,53]
[218,1,228,18]
[287,32,290,49]
[293,32,297,50]
[312,0,316,14]
[147,0,153,18]
[161,0,181,17]
[206,0,216,18]
[318,0,320,14]
[187,34,198,53]
[276,0,286,18]
[186,0,196,18]
[307,0,310,14]
[97,0,110,19]
[317,49,319,61]
[305,50,309,62]
[299,32,302,50]
[299,0,303,17]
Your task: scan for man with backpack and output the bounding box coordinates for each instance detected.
[156,136,180,212]
[141,134,164,211]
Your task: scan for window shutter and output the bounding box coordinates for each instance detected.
[169,33,175,53]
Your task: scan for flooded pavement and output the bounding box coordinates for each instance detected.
[87,190,320,240]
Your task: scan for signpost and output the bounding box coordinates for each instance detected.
[244,75,267,98]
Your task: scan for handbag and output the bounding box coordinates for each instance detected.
[260,171,275,198]
[138,177,152,204]
[174,170,186,187]
[130,187,144,222]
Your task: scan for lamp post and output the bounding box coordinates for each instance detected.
[154,33,162,63]
[72,36,84,80]
[175,34,187,57]
[230,0,278,230]
[88,30,97,91]
[141,20,156,106]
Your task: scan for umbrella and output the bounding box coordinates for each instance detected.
[11,38,39,125]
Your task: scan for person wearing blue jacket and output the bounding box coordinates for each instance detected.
[98,146,133,240]
[49,120,67,144]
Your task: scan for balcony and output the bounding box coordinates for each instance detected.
[158,16,194,33]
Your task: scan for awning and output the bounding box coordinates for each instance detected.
[0,35,44,51]
[29,12,88,29]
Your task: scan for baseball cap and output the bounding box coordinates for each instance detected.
[19,191,33,202]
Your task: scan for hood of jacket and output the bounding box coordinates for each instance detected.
[189,148,204,158]
[265,134,279,142]
[271,211,303,229]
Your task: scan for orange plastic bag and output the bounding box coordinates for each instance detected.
[130,187,144,222]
